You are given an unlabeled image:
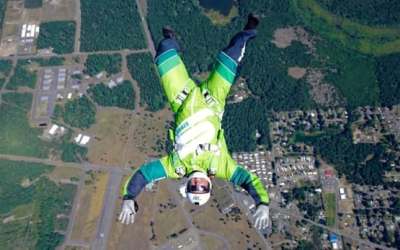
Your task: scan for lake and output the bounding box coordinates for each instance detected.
[199,0,234,16]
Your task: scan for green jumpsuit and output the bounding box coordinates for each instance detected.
[122,49,269,206]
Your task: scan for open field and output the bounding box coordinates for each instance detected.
[41,0,77,21]
[122,108,172,168]
[46,166,82,184]
[70,170,109,242]
[190,191,265,249]
[0,93,52,158]
[86,108,133,165]
[150,182,188,247]
[201,6,238,26]
[200,233,227,250]
[292,0,400,56]
[323,192,336,227]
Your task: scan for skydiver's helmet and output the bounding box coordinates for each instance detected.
[185,171,212,206]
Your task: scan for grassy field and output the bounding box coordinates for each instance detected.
[46,166,82,184]
[6,61,37,90]
[122,109,172,167]
[70,171,109,242]
[0,160,77,250]
[292,0,400,56]
[86,108,133,165]
[201,6,238,26]
[323,192,336,227]
[0,93,52,158]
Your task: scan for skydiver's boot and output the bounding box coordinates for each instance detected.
[155,26,180,59]
[222,13,260,63]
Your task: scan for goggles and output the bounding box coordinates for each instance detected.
[187,178,210,194]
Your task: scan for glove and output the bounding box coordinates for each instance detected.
[253,204,269,230]
[118,200,138,224]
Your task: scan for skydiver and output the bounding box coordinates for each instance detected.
[119,14,270,230]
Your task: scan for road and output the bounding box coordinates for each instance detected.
[0,48,149,61]
[62,173,88,249]
[92,171,123,250]
[135,0,156,57]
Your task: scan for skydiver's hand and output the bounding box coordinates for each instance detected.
[118,200,137,224]
[253,204,269,230]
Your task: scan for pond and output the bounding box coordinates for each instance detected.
[199,0,234,16]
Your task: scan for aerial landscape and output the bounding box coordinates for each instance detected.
[0,0,399,249]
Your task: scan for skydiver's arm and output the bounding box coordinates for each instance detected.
[122,155,180,200]
[122,160,168,200]
[229,165,269,206]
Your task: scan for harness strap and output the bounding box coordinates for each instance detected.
[195,143,220,156]
[175,86,190,105]
[202,89,216,105]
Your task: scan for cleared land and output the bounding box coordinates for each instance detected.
[86,108,133,165]
[70,170,109,242]
[122,109,172,168]
[0,93,52,158]
[292,0,400,56]
[41,0,77,21]
[190,185,266,250]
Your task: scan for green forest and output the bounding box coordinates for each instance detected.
[0,160,76,250]
[376,53,400,107]
[0,59,12,88]
[127,52,165,111]
[37,21,76,54]
[0,0,6,31]
[222,98,270,152]
[24,0,42,8]
[88,81,135,110]
[62,96,96,129]
[80,0,146,51]
[84,54,122,76]
[298,127,392,185]
[317,0,400,26]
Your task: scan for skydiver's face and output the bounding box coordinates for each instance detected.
[187,177,210,194]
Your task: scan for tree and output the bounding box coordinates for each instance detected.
[88,81,135,110]
[63,96,96,129]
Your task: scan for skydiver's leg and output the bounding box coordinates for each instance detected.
[201,14,259,108]
[155,27,195,113]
